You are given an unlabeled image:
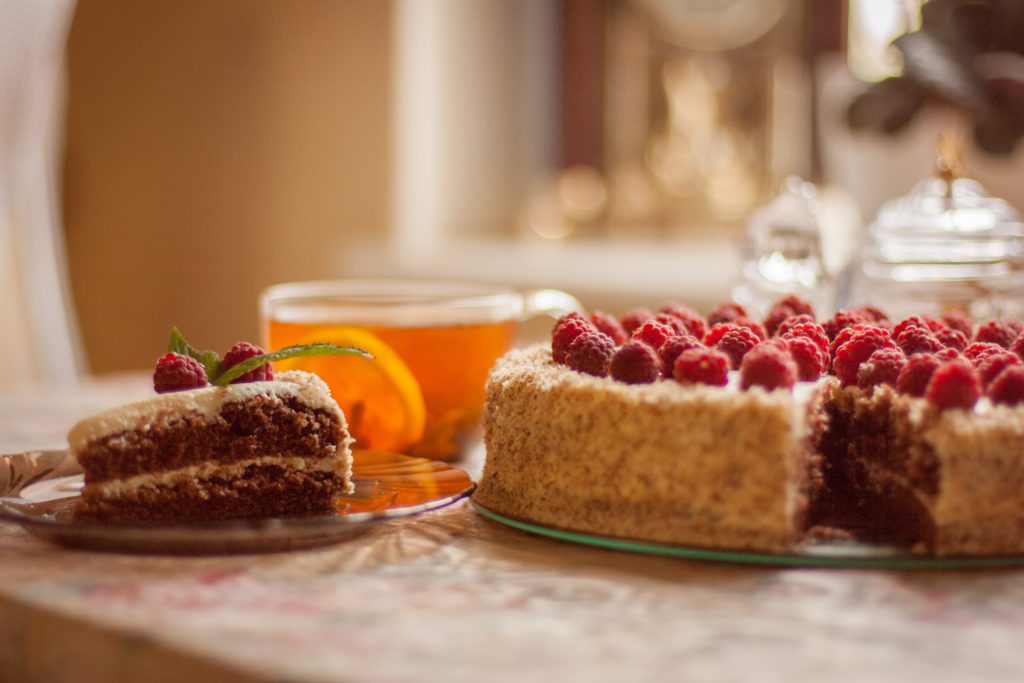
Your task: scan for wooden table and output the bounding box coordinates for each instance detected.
[2,377,1024,682]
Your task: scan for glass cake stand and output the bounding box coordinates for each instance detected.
[0,450,474,555]
[472,502,1024,570]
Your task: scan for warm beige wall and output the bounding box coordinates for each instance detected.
[63,0,392,374]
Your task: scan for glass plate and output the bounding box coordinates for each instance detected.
[472,501,1024,570]
[0,450,474,555]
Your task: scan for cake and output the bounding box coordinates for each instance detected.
[69,333,363,524]
[474,301,1024,556]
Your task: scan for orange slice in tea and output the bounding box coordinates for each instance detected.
[275,328,427,453]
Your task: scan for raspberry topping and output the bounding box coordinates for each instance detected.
[673,348,729,386]
[775,314,815,339]
[975,320,1018,349]
[763,305,796,338]
[964,341,1005,366]
[828,323,882,368]
[660,305,707,339]
[892,315,931,340]
[976,351,1022,389]
[823,309,868,341]
[857,347,907,390]
[739,344,797,392]
[653,313,688,336]
[565,330,615,377]
[609,340,661,384]
[619,308,655,334]
[832,326,896,387]
[773,294,815,319]
[896,354,943,397]
[715,326,762,370]
[941,311,973,337]
[703,322,738,347]
[987,365,1024,406]
[590,311,628,345]
[551,316,594,364]
[850,305,890,325]
[935,327,968,353]
[925,359,981,411]
[896,326,944,357]
[707,302,747,327]
[222,341,274,383]
[658,335,704,377]
[732,317,768,341]
[631,319,676,350]
[781,321,829,356]
[783,335,826,381]
[153,352,210,393]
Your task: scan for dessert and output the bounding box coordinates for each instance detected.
[70,331,367,524]
[475,300,1024,556]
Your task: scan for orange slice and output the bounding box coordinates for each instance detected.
[275,327,426,453]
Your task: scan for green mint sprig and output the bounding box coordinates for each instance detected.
[167,328,373,387]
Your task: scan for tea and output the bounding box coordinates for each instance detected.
[264,318,516,461]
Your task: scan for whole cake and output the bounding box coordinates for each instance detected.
[70,334,361,524]
[474,299,1024,556]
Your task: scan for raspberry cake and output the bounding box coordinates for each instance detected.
[70,336,358,524]
[475,300,1024,556]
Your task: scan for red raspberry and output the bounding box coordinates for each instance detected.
[660,305,706,339]
[892,315,931,340]
[619,308,654,334]
[1008,319,1024,336]
[935,327,968,353]
[653,313,688,336]
[975,320,1018,348]
[925,359,981,411]
[764,305,796,338]
[732,317,768,341]
[781,320,828,356]
[922,315,949,333]
[739,344,797,391]
[589,311,628,345]
[896,326,944,357]
[784,335,827,381]
[703,322,738,347]
[775,314,815,339]
[658,335,704,377]
[632,319,676,350]
[774,294,815,318]
[222,341,273,383]
[941,311,973,337]
[987,366,1024,406]
[715,326,761,370]
[610,340,661,384]
[896,354,943,397]
[964,341,1005,366]
[707,302,747,327]
[552,311,588,333]
[153,352,209,393]
[823,309,868,341]
[565,331,615,377]
[832,327,896,387]
[935,347,961,362]
[551,316,594,364]
[976,351,1022,389]
[1011,332,1024,359]
[850,305,890,325]
[828,323,881,366]
[673,348,729,387]
[858,347,907,390]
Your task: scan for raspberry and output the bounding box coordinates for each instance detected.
[975,320,1018,348]
[987,366,1024,406]
[660,305,706,339]
[715,326,761,370]
[828,323,880,365]
[941,311,973,337]
[658,334,704,377]
[153,352,209,393]
[784,335,827,381]
[610,340,661,384]
[925,359,981,411]
[590,311,628,345]
[857,347,907,390]
[935,327,968,353]
[921,315,949,333]
[896,354,943,397]
[551,316,594,364]
[632,319,676,350]
[673,348,729,387]
[774,294,815,318]
[823,309,868,341]
[964,341,1005,366]
[832,327,896,387]
[732,317,767,341]
[763,305,796,337]
[619,308,654,334]
[653,313,688,336]
[976,351,1021,389]
[739,344,797,391]
[896,326,944,357]
[552,311,588,333]
[850,305,890,324]
[781,320,829,356]
[1011,332,1024,359]
[892,315,931,340]
[935,347,961,362]
[775,314,815,339]
[222,341,273,383]
[703,322,738,347]
[707,302,747,327]
[565,330,615,377]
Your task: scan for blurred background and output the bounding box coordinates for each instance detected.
[3,0,1024,382]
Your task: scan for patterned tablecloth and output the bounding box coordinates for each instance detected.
[2,376,1024,683]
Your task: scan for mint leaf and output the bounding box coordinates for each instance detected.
[167,327,223,380]
[212,343,373,387]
